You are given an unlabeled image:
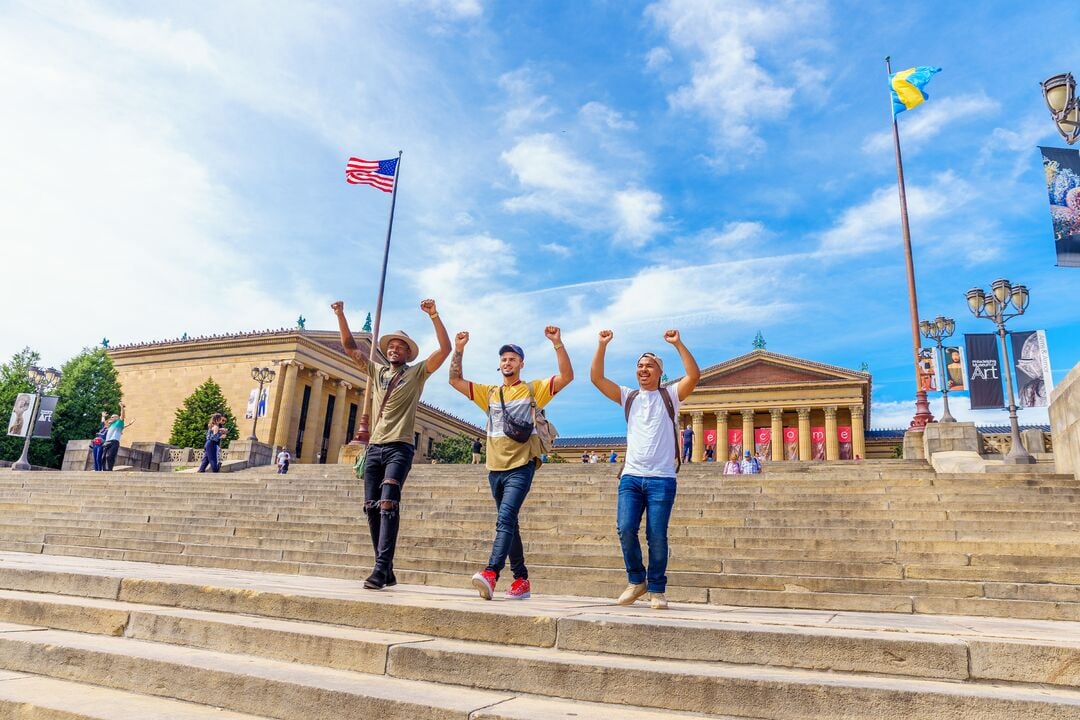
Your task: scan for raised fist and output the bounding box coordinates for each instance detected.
[545,326,562,344]
[454,331,470,351]
[598,329,614,345]
[331,301,345,315]
[663,329,680,345]
[420,299,437,316]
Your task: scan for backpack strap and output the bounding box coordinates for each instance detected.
[622,390,640,422]
[622,388,680,474]
[371,366,406,436]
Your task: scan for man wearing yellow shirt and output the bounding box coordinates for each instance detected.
[449,326,573,600]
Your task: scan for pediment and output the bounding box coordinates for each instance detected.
[692,350,868,388]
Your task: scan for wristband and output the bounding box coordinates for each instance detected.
[429,312,439,319]
[553,343,564,350]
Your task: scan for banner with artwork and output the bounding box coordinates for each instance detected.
[32,396,58,439]
[704,429,717,447]
[965,333,1004,410]
[754,428,771,458]
[727,428,743,458]
[7,393,35,438]
[917,348,938,392]
[1010,330,1054,408]
[838,426,853,460]
[942,345,966,392]
[244,387,270,420]
[811,426,826,461]
[1039,146,1080,267]
[783,426,798,460]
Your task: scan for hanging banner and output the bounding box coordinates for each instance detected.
[917,347,938,392]
[1011,330,1054,408]
[245,387,270,420]
[7,393,35,438]
[783,426,799,460]
[754,428,771,458]
[811,426,826,460]
[965,333,1004,410]
[838,426,853,460]
[942,345,967,392]
[704,429,717,446]
[727,428,743,458]
[1039,146,1080,267]
[31,396,58,439]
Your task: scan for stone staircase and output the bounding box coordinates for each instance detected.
[0,461,1078,718]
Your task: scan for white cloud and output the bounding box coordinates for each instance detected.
[541,242,573,257]
[862,95,1000,154]
[706,221,768,249]
[646,0,825,158]
[817,172,973,255]
[580,101,636,131]
[645,46,672,72]
[501,134,665,245]
[498,68,557,133]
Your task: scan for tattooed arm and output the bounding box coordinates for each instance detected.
[448,331,472,397]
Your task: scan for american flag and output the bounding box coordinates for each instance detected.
[345,157,397,192]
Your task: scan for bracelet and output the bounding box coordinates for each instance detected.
[429,312,439,319]
[553,343,563,350]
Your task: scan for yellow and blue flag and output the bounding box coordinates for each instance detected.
[890,66,941,115]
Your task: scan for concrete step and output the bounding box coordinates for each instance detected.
[0,672,277,720]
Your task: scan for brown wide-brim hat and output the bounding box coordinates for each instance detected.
[379,331,419,362]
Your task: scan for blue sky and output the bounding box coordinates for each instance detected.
[3,0,1078,434]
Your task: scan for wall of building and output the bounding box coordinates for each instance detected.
[1050,362,1080,479]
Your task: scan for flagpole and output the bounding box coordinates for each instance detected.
[886,56,935,429]
[354,150,403,444]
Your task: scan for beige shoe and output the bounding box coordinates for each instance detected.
[616,582,647,605]
[649,592,668,609]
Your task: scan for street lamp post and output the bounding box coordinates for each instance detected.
[248,367,276,442]
[919,315,957,423]
[965,279,1035,465]
[12,366,61,472]
[1041,73,1080,145]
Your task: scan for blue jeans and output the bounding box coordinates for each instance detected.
[91,443,104,471]
[617,474,677,593]
[486,463,535,581]
[198,443,220,473]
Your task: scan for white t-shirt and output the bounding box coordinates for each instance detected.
[277,451,290,465]
[620,386,681,478]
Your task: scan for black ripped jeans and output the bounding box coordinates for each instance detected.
[362,442,415,583]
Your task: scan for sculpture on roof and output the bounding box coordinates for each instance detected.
[101,338,109,348]
[752,331,766,350]
[296,315,306,330]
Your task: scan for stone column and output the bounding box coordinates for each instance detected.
[824,405,839,461]
[797,408,811,461]
[300,371,328,463]
[691,411,704,463]
[770,408,784,461]
[742,409,754,457]
[272,361,302,453]
[717,412,729,462]
[326,380,352,464]
[850,405,866,459]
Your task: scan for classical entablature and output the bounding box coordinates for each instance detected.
[667,349,872,463]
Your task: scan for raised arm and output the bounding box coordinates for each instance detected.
[664,329,700,401]
[448,331,473,397]
[118,402,126,422]
[331,301,367,366]
[420,299,452,374]
[545,326,574,393]
[590,330,621,404]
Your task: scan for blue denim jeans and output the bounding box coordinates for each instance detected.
[486,462,536,581]
[617,474,677,593]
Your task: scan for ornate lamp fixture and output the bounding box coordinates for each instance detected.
[12,366,62,471]
[248,366,277,441]
[964,278,1034,464]
[919,315,957,423]
[1041,73,1080,145]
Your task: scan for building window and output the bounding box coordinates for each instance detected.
[295,386,311,458]
[346,403,358,442]
[427,437,434,456]
[414,432,420,449]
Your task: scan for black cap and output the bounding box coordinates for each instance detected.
[498,344,524,360]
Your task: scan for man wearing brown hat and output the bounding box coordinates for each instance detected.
[332,298,451,590]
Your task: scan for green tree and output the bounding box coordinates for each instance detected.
[430,433,478,464]
[169,378,239,449]
[44,348,123,468]
[0,347,47,465]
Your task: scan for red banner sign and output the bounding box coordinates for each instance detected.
[838,425,853,460]
[754,428,771,444]
[728,429,743,457]
[811,426,825,461]
[783,426,799,460]
[704,429,717,446]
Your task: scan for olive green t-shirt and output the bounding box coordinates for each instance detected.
[367,359,432,445]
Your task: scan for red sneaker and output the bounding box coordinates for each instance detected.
[471,569,497,600]
[506,578,531,600]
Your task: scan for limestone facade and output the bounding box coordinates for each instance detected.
[107,329,479,464]
[1050,362,1080,479]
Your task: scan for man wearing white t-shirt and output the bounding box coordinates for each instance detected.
[590,329,700,609]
